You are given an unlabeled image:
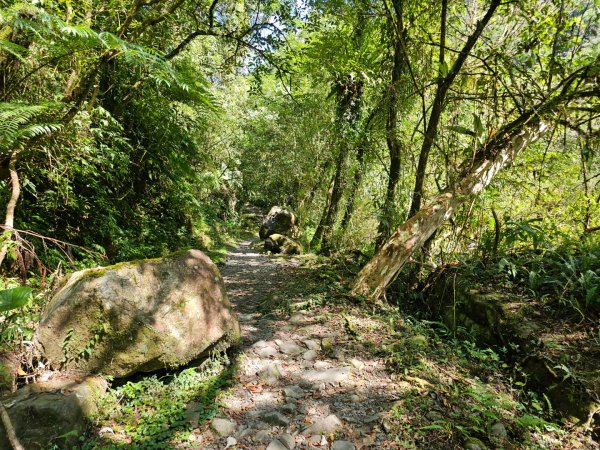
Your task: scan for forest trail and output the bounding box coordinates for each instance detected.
[195,239,402,449]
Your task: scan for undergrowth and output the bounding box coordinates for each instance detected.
[80,352,237,449]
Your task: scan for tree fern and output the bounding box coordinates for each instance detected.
[0,4,215,109]
[0,102,61,154]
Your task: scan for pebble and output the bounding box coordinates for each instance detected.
[262,411,290,426]
[332,441,356,450]
[290,313,307,324]
[303,349,318,361]
[283,385,304,399]
[308,434,326,445]
[303,367,351,385]
[302,414,343,435]
[211,418,237,436]
[279,433,296,449]
[281,402,297,414]
[303,339,320,350]
[225,436,237,449]
[256,346,279,358]
[254,430,271,443]
[349,358,365,370]
[267,439,289,450]
[276,339,304,356]
[313,361,330,369]
[259,363,283,384]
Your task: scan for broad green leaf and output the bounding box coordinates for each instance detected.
[0,287,33,313]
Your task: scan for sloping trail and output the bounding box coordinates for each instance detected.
[195,239,403,449]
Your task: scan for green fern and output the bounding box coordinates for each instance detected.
[0,4,215,109]
[0,102,62,153]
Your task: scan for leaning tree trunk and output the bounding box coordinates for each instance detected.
[352,56,598,300]
[0,150,21,268]
[352,119,550,300]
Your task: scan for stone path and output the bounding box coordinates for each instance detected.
[195,240,403,449]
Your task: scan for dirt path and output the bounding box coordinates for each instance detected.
[195,239,402,450]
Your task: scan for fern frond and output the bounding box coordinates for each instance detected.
[0,102,62,153]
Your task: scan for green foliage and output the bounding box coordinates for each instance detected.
[85,354,236,449]
[0,286,31,312]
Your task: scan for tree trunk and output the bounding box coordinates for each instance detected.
[0,150,21,268]
[352,118,550,300]
[340,144,365,232]
[408,0,500,217]
[312,143,348,254]
[311,76,363,253]
[376,0,406,245]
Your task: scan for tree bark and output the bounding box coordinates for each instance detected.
[376,0,406,245]
[0,150,21,268]
[352,117,549,299]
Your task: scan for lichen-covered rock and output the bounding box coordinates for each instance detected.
[35,250,240,378]
[0,375,107,449]
[259,206,299,239]
[264,233,302,255]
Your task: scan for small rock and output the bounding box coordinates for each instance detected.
[225,436,237,449]
[303,350,318,361]
[349,358,365,370]
[283,385,305,399]
[236,428,253,440]
[256,346,279,358]
[279,432,296,449]
[276,340,304,356]
[253,421,271,430]
[303,367,351,385]
[281,403,297,414]
[290,313,307,324]
[350,394,361,403]
[211,418,237,436]
[362,413,380,424]
[308,434,326,445]
[332,441,356,450]
[262,411,290,426]
[303,339,320,350]
[252,340,270,349]
[313,361,330,370]
[382,420,393,433]
[260,364,283,384]
[267,439,289,450]
[332,349,346,360]
[302,414,343,435]
[254,430,271,443]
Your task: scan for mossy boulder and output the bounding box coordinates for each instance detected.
[35,250,240,378]
[0,375,107,449]
[264,233,302,255]
[259,206,299,239]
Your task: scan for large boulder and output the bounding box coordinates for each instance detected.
[35,250,240,378]
[259,206,299,239]
[264,234,302,255]
[0,375,107,449]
